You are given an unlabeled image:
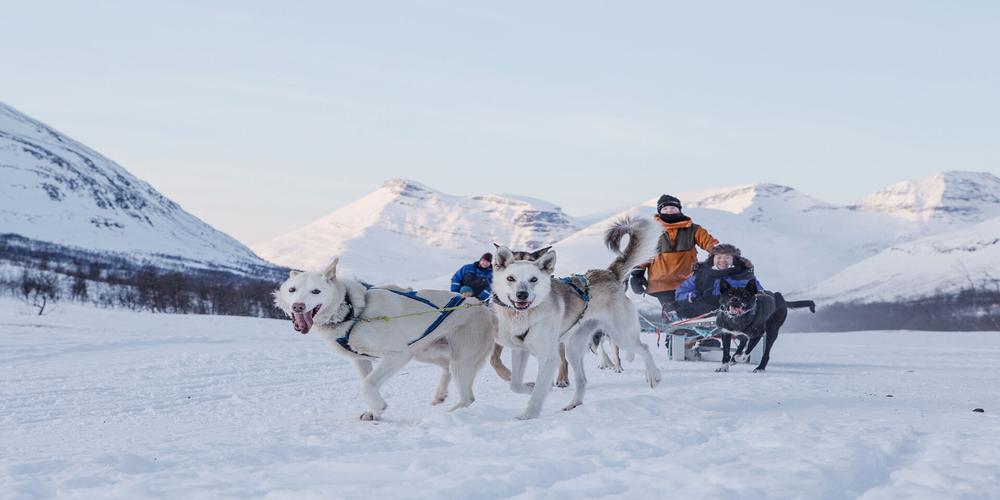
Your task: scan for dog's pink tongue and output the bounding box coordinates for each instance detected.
[292,312,314,334]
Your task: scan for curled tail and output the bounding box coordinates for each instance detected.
[605,216,652,282]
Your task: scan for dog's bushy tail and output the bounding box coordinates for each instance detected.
[785,300,817,313]
[605,216,653,283]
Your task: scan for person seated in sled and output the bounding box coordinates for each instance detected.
[450,252,493,301]
[674,243,763,319]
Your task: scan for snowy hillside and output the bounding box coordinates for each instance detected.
[854,171,1000,225]
[253,179,580,283]
[0,101,273,275]
[806,216,1000,304]
[3,300,998,498]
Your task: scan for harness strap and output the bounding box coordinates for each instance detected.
[333,294,370,357]
[489,293,510,308]
[560,275,591,302]
[384,288,440,309]
[410,295,465,345]
[335,289,466,358]
[335,327,371,358]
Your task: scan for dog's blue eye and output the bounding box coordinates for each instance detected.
[529,277,538,283]
[506,276,516,282]
[311,289,321,295]
[288,287,297,293]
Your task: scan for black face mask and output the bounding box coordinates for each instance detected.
[659,212,688,224]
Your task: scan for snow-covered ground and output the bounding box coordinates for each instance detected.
[2,301,999,499]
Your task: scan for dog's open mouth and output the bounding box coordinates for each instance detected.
[292,305,322,334]
[728,305,745,316]
[513,300,532,310]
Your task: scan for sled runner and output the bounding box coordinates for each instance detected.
[640,312,762,363]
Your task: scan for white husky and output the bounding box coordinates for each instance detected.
[274,259,496,421]
[491,216,662,419]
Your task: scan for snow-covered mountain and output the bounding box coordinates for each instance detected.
[0,101,274,275]
[253,179,580,283]
[805,216,1000,304]
[853,171,1000,225]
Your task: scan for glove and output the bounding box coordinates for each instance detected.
[686,293,697,303]
[629,269,647,294]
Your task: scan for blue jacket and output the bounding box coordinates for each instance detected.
[675,258,763,303]
[450,262,493,301]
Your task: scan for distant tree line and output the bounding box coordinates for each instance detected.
[785,289,1000,332]
[1,234,287,318]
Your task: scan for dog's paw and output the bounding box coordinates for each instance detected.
[715,365,730,373]
[647,371,662,388]
[562,402,582,411]
[516,412,539,420]
[359,411,377,421]
[597,362,609,370]
[431,395,447,406]
[612,365,624,374]
[734,354,750,363]
[448,398,474,412]
[752,367,766,373]
[555,378,570,388]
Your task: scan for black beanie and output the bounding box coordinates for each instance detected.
[657,194,682,212]
[480,252,493,263]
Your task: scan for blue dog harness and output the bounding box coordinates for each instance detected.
[560,275,591,302]
[335,288,466,358]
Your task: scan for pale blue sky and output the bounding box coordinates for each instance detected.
[2,1,998,245]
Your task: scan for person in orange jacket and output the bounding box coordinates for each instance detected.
[629,194,718,321]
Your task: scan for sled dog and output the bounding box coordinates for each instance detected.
[715,280,816,373]
[491,216,662,419]
[275,259,496,420]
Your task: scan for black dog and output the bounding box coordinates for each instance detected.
[715,280,815,373]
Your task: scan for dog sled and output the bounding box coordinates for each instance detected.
[639,311,762,364]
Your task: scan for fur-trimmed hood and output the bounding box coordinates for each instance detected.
[691,255,754,275]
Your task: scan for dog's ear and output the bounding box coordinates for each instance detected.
[745,279,758,294]
[528,246,552,261]
[322,257,340,281]
[719,279,732,294]
[536,250,557,274]
[288,270,303,278]
[493,245,514,271]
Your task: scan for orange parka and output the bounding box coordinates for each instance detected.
[637,215,718,294]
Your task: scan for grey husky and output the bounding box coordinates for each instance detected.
[491,216,662,420]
